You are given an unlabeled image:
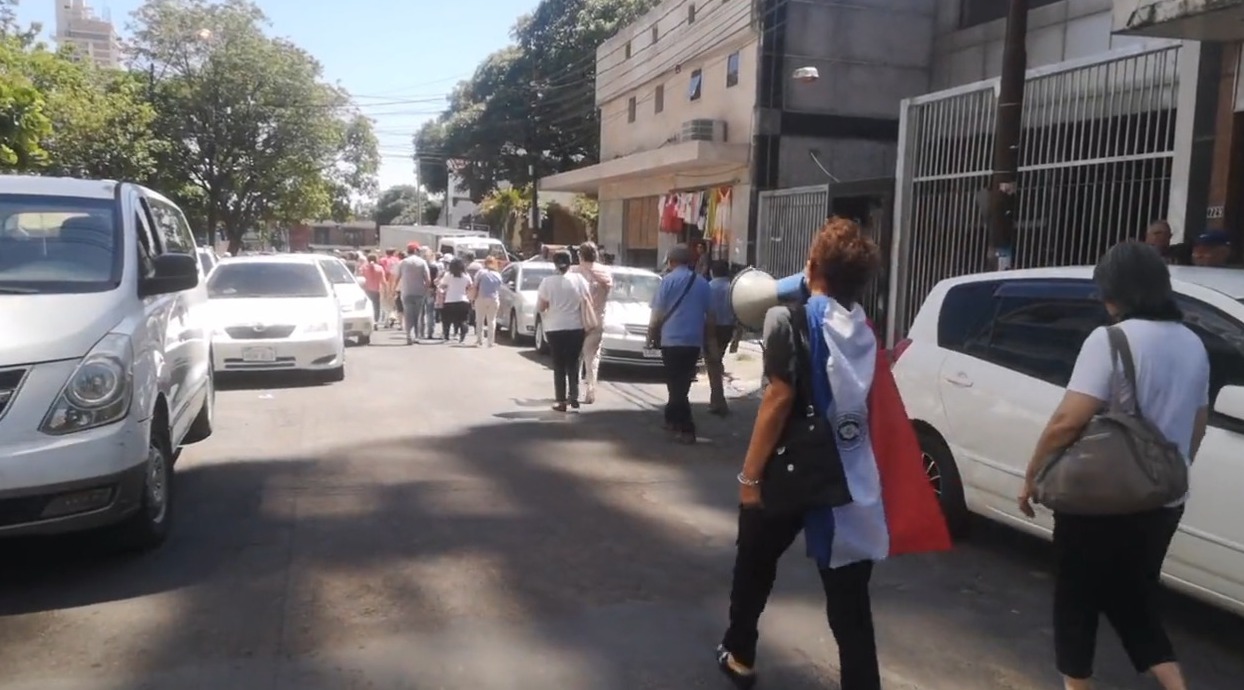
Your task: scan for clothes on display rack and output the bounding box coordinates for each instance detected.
[657,187,734,238]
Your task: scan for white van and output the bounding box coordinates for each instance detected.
[0,175,214,549]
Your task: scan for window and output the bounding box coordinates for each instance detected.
[1176,296,1244,430]
[314,227,331,245]
[944,279,1108,387]
[501,264,517,287]
[726,51,740,88]
[654,84,664,113]
[627,96,637,123]
[146,197,196,255]
[624,41,632,59]
[688,69,703,100]
[958,0,1059,29]
[687,2,696,24]
[519,266,554,291]
[651,25,658,43]
[318,259,356,285]
[207,262,329,299]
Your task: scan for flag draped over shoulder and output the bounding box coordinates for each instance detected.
[800,298,952,569]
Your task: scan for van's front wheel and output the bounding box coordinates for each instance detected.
[114,426,174,551]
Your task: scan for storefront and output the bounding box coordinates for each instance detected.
[657,185,736,263]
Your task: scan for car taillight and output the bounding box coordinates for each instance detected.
[890,338,913,366]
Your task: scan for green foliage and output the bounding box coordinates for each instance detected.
[373,184,437,226]
[413,0,659,199]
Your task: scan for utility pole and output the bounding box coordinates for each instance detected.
[528,79,542,246]
[988,0,1028,271]
[414,155,424,225]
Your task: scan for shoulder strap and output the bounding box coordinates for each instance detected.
[1105,325,1142,416]
[788,303,817,418]
[657,272,698,329]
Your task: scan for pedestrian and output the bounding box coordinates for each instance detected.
[646,244,715,444]
[1018,241,1207,690]
[537,249,592,412]
[718,216,951,690]
[438,257,474,343]
[574,241,613,404]
[396,243,432,345]
[473,256,504,347]
[359,253,385,327]
[705,260,736,416]
[1190,229,1231,267]
[422,247,440,339]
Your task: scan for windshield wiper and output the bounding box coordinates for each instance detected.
[0,286,38,294]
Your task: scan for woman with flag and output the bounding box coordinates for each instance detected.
[716,217,952,690]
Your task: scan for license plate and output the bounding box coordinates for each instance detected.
[642,348,661,358]
[242,347,276,363]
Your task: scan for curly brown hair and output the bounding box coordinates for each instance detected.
[807,216,881,305]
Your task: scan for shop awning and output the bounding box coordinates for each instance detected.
[538,140,750,194]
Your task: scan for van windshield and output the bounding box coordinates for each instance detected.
[0,194,121,294]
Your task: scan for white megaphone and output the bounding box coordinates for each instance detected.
[729,268,810,331]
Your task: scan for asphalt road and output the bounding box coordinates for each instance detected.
[2,329,1242,690]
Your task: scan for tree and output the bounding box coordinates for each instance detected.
[413,0,658,200]
[478,186,530,249]
[129,0,379,253]
[0,45,52,169]
[373,183,434,226]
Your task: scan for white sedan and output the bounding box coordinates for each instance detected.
[499,260,557,344]
[597,267,664,368]
[312,255,374,345]
[205,255,346,382]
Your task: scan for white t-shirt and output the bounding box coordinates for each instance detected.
[537,271,590,332]
[439,273,473,303]
[1066,320,1210,505]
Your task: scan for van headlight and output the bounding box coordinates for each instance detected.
[40,333,133,435]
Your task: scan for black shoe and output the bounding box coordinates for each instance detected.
[552,402,568,412]
[716,646,757,689]
[569,400,581,410]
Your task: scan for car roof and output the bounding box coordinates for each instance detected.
[939,265,1244,300]
[0,174,119,200]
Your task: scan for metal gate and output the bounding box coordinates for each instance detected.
[888,43,1181,344]
[755,184,830,278]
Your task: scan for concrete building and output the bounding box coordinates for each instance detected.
[54,0,123,69]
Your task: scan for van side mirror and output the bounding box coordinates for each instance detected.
[1213,385,1244,422]
[140,253,199,297]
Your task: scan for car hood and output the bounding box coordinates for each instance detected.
[605,300,652,327]
[206,297,338,327]
[1,292,120,365]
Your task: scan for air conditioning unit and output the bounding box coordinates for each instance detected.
[679,119,727,143]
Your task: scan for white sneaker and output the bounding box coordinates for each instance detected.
[584,390,596,405]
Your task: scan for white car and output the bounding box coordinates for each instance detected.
[498,260,557,344]
[312,255,374,345]
[893,265,1244,617]
[597,267,664,367]
[206,255,346,382]
[0,175,213,548]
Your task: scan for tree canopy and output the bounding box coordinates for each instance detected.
[373,184,440,226]
[413,0,658,201]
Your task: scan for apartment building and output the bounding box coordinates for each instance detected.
[54,0,123,69]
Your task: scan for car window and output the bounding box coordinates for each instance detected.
[501,265,517,284]
[520,267,554,291]
[937,281,1001,350]
[0,194,121,293]
[146,197,196,254]
[610,273,661,303]
[1176,296,1244,428]
[318,259,356,284]
[197,251,215,275]
[207,262,329,299]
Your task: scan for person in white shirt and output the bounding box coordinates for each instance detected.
[1019,241,1208,690]
[537,249,591,411]
[437,257,474,343]
[574,242,612,404]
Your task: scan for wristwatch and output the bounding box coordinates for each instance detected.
[736,472,761,487]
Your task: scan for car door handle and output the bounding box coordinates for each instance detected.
[944,373,974,388]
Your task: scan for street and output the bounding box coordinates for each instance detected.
[1,333,1242,690]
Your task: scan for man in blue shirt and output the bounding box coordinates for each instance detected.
[649,244,716,443]
[705,260,736,416]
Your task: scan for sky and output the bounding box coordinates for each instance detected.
[15,0,540,192]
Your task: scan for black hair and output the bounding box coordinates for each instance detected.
[710,260,730,278]
[449,258,465,277]
[1093,241,1183,322]
[552,249,572,274]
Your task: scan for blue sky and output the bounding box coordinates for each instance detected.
[15,0,539,191]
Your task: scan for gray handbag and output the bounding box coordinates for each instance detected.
[1034,326,1189,516]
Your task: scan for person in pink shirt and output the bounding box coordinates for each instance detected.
[574,242,613,404]
[359,253,386,327]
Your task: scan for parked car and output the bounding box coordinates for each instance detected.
[892,266,1244,617]
[597,267,663,367]
[0,175,213,548]
[196,246,220,276]
[311,254,374,345]
[498,260,557,346]
[205,255,346,382]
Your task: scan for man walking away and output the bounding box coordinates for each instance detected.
[474,256,504,347]
[648,244,715,444]
[396,242,431,345]
[705,260,736,416]
[575,241,613,404]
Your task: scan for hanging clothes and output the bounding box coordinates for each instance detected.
[705,191,719,241]
[711,187,733,240]
[660,194,681,233]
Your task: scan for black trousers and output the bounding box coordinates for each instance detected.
[660,345,700,433]
[1053,507,1183,679]
[722,507,880,690]
[442,301,470,340]
[547,328,586,403]
[365,290,381,323]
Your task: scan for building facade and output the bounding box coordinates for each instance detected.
[54,0,122,69]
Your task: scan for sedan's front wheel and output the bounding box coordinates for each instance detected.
[534,318,550,355]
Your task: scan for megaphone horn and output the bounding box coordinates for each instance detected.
[729,268,810,332]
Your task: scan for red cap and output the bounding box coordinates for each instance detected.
[407,242,420,252]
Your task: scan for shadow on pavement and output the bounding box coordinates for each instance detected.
[1,406,1242,690]
[215,372,331,391]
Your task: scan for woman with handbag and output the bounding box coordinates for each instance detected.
[1019,241,1209,690]
[718,218,951,690]
[537,250,592,412]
